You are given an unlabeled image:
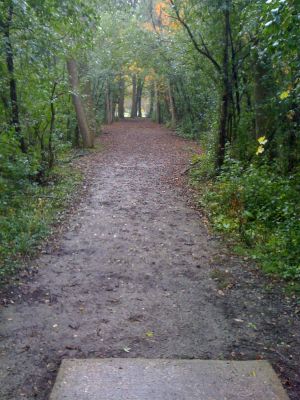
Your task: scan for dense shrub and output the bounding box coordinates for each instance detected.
[0,138,82,281]
[192,156,300,280]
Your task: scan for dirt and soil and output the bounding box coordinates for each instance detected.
[0,120,299,399]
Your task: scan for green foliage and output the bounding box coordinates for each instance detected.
[160,0,300,281]
[0,0,100,280]
[0,151,82,281]
[0,131,39,183]
[192,158,300,280]
[176,118,199,139]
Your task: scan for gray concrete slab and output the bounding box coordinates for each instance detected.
[50,358,289,400]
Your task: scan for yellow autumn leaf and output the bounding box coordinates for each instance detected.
[257,136,268,145]
[256,145,265,155]
[280,90,290,100]
[145,331,154,337]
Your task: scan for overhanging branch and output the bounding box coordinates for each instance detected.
[168,0,221,73]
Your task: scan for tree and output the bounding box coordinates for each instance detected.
[131,73,138,118]
[1,2,26,152]
[67,59,94,147]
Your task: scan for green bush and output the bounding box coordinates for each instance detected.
[0,135,82,281]
[192,156,300,280]
[176,117,201,140]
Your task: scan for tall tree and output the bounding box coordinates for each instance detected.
[131,73,137,118]
[67,59,94,147]
[1,2,26,153]
[118,76,125,119]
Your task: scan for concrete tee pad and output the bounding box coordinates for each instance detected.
[50,358,289,400]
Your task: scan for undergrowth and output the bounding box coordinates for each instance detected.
[0,145,83,282]
[190,154,300,281]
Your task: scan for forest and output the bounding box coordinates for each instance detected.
[0,0,299,282]
[1,1,300,399]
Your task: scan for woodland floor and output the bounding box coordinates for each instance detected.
[0,120,299,400]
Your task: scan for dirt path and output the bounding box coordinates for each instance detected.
[0,120,299,399]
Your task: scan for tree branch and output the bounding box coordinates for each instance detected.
[168,0,221,73]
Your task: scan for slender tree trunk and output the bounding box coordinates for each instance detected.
[168,79,176,127]
[136,77,144,118]
[110,90,114,123]
[74,124,80,147]
[118,76,125,119]
[216,0,231,170]
[105,81,113,124]
[67,59,93,147]
[4,4,26,152]
[148,82,154,118]
[131,74,137,118]
[154,81,162,124]
[105,83,110,123]
[229,25,240,136]
[138,100,142,118]
[112,100,116,120]
[286,92,299,172]
[48,81,57,169]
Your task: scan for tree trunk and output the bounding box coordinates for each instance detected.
[286,93,299,172]
[105,81,113,124]
[110,89,114,123]
[137,77,144,118]
[112,100,116,120]
[105,83,110,123]
[229,24,240,138]
[67,59,93,147]
[148,82,154,118]
[4,4,26,152]
[168,79,176,127]
[118,76,125,119]
[48,81,57,169]
[130,74,137,118]
[154,81,162,124]
[216,0,231,170]
[74,124,80,147]
[83,78,97,138]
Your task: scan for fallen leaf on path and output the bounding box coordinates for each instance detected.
[233,319,244,323]
[145,331,154,337]
[123,346,131,353]
[68,323,79,330]
[247,322,257,330]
